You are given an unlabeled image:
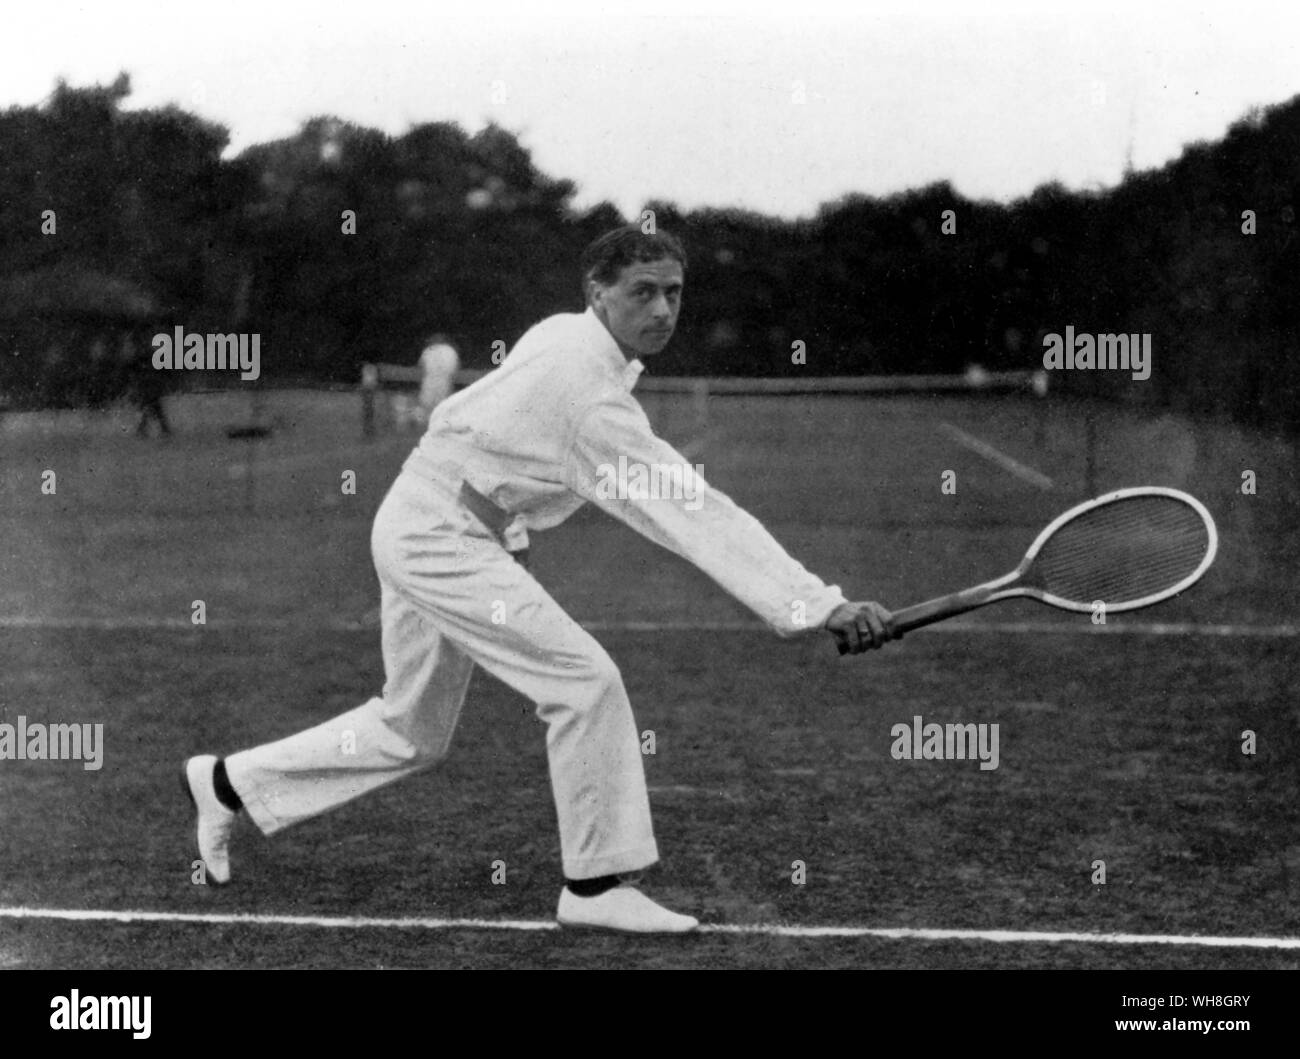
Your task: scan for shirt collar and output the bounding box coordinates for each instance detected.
[583,307,644,392]
[623,359,645,391]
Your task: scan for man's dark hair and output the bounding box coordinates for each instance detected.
[580,225,687,296]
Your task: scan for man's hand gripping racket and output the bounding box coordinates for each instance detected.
[831,487,1219,655]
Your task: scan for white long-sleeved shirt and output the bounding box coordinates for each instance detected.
[402,307,847,636]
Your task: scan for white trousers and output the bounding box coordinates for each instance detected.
[224,468,659,879]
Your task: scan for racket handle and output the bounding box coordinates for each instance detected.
[889,585,1000,635]
[834,584,1000,654]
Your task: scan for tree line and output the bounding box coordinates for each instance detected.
[0,74,1295,434]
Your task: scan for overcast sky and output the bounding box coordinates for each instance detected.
[3,0,1298,219]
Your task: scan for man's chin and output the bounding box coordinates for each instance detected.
[638,336,673,356]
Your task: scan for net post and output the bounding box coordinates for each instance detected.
[1032,370,1048,452]
[243,432,256,514]
[691,378,709,462]
[1084,405,1097,498]
[360,363,378,438]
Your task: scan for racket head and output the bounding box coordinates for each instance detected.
[1012,486,1218,614]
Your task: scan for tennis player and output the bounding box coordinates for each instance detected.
[183,225,897,933]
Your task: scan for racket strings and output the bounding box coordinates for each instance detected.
[1026,495,1212,606]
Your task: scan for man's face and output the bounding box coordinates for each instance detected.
[589,257,684,359]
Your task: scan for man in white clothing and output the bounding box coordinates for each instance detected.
[416,333,459,417]
[183,225,897,933]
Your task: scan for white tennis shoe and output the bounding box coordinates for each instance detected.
[182,754,235,885]
[557,883,699,934]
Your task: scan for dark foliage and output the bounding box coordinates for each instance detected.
[1,75,1296,433]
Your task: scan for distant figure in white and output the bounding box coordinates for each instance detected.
[393,334,460,430]
[419,334,460,414]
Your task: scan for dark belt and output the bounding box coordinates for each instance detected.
[459,480,529,567]
[459,480,510,538]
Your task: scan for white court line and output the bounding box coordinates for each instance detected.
[1,907,1297,949]
[940,422,1055,490]
[0,616,1295,637]
[589,620,1300,638]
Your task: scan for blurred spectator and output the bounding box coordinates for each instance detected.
[391,333,460,430]
[418,333,460,417]
[120,332,171,437]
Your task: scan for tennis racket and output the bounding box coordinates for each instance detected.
[838,486,1218,652]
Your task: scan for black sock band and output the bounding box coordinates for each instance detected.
[212,758,243,813]
[565,874,621,897]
